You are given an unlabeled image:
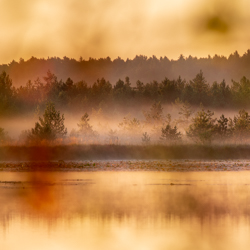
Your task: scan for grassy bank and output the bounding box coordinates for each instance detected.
[1,144,250,161]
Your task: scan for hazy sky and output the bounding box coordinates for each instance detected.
[0,0,249,63]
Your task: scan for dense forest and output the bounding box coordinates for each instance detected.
[2,49,250,87]
[1,68,250,117]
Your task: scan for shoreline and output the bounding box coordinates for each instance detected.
[1,159,250,172]
[2,144,250,161]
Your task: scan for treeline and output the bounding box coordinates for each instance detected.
[1,69,250,116]
[3,50,250,87]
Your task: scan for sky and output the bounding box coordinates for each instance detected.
[0,0,249,64]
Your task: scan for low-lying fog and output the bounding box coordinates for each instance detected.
[0,104,244,145]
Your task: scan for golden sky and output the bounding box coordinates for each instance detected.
[0,0,249,63]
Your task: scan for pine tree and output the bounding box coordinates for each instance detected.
[214,114,229,142]
[77,113,95,136]
[186,108,216,144]
[142,132,151,144]
[29,102,67,141]
[160,125,182,143]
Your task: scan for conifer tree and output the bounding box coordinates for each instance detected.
[160,125,182,143]
[186,107,216,144]
[30,102,67,141]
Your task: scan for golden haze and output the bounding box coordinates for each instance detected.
[0,0,249,64]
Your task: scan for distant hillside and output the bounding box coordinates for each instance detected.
[2,50,250,87]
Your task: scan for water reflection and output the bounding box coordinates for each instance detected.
[1,171,250,249]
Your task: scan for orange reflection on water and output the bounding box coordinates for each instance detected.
[22,172,59,214]
[1,170,250,250]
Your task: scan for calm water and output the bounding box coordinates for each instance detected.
[1,170,250,250]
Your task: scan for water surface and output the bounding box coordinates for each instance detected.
[1,170,250,250]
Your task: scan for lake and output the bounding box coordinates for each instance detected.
[1,169,250,250]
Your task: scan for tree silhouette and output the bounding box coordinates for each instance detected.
[29,102,67,142]
[214,114,229,142]
[189,70,209,104]
[0,127,9,144]
[70,113,97,143]
[160,125,182,143]
[142,132,151,144]
[144,101,164,125]
[186,107,216,144]
[77,113,95,136]
[0,71,14,115]
[229,109,250,142]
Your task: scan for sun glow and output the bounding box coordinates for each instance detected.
[0,0,249,63]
